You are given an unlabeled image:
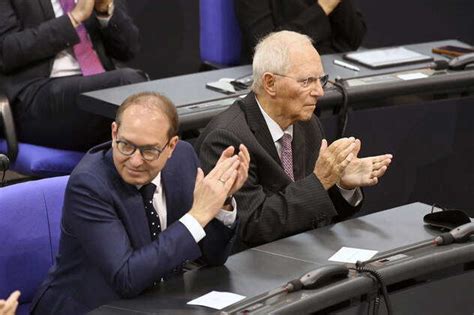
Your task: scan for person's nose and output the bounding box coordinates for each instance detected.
[310,80,324,97]
[128,150,144,167]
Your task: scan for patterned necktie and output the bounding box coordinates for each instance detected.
[139,183,161,241]
[59,0,105,76]
[280,133,294,181]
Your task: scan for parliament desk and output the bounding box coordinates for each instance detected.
[89,202,474,315]
[78,39,474,131]
[78,39,474,214]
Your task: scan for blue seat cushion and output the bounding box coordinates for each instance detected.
[0,140,84,177]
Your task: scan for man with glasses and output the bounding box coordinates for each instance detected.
[195,31,392,250]
[31,92,250,315]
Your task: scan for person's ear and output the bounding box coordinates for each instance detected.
[111,122,118,141]
[166,135,179,158]
[262,72,277,96]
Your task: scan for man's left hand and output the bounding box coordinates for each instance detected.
[339,139,392,189]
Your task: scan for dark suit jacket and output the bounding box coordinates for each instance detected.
[235,0,366,62]
[0,0,140,101]
[195,92,361,249]
[31,141,237,315]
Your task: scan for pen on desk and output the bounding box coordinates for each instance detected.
[333,59,360,71]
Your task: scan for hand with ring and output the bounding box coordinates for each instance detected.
[188,146,244,227]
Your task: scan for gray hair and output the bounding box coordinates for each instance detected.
[251,31,314,93]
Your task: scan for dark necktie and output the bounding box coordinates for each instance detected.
[139,183,161,241]
[280,133,294,181]
[59,0,106,76]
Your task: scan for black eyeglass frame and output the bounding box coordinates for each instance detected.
[273,73,329,88]
[115,138,170,161]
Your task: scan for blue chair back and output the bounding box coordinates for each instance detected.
[200,0,242,67]
[0,176,68,315]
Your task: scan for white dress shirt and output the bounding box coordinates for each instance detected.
[49,0,111,78]
[137,172,237,243]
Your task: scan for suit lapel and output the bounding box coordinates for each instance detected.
[161,166,181,225]
[242,93,281,164]
[104,149,151,246]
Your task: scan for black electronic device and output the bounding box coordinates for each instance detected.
[448,52,474,70]
[423,210,471,230]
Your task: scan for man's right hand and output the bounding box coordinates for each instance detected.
[188,147,241,227]
[70,0,95,24]
[313,137,356,190]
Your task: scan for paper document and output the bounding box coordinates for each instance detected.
[397,72,429,80]
[187,291,246,310]
[328,247,378,264]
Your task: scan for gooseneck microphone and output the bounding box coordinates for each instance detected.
[357,222,474,268]
[222,265,349,314]
[429,60,449,70]
[429,59,449,70]
[434,222,474,245]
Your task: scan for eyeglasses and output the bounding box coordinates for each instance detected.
[115,139,170,161]
[274,73,329,89]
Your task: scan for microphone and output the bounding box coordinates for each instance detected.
[429,59,449,70]
[284,264,349,292]
[222,265,349,314]
[0,154,9,172]
[434,222,474,245]
[357,221,474,268]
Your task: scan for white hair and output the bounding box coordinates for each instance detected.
[251,31,314,93]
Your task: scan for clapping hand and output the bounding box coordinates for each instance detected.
[339,139,392,189]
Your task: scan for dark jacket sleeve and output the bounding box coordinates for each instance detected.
[0,0,139,74]
[235,0,365,55]
[0,0,79,74]
[97,0,140,61]
[328,0,366,52]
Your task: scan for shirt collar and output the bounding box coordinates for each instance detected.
[255,96,293,143]
[136,172,162,192]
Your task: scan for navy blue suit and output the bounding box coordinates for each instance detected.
[31,141,237,315]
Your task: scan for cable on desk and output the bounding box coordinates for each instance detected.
[350,266,393,315]
[329,77,350,138]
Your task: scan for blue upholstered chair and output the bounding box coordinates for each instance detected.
[0,176,68,315]
[0,93,84,178]
[199,0,242,68]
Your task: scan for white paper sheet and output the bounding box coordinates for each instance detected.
[397,72,429,80]
[328,246,378,264]
[187,291,246,310]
